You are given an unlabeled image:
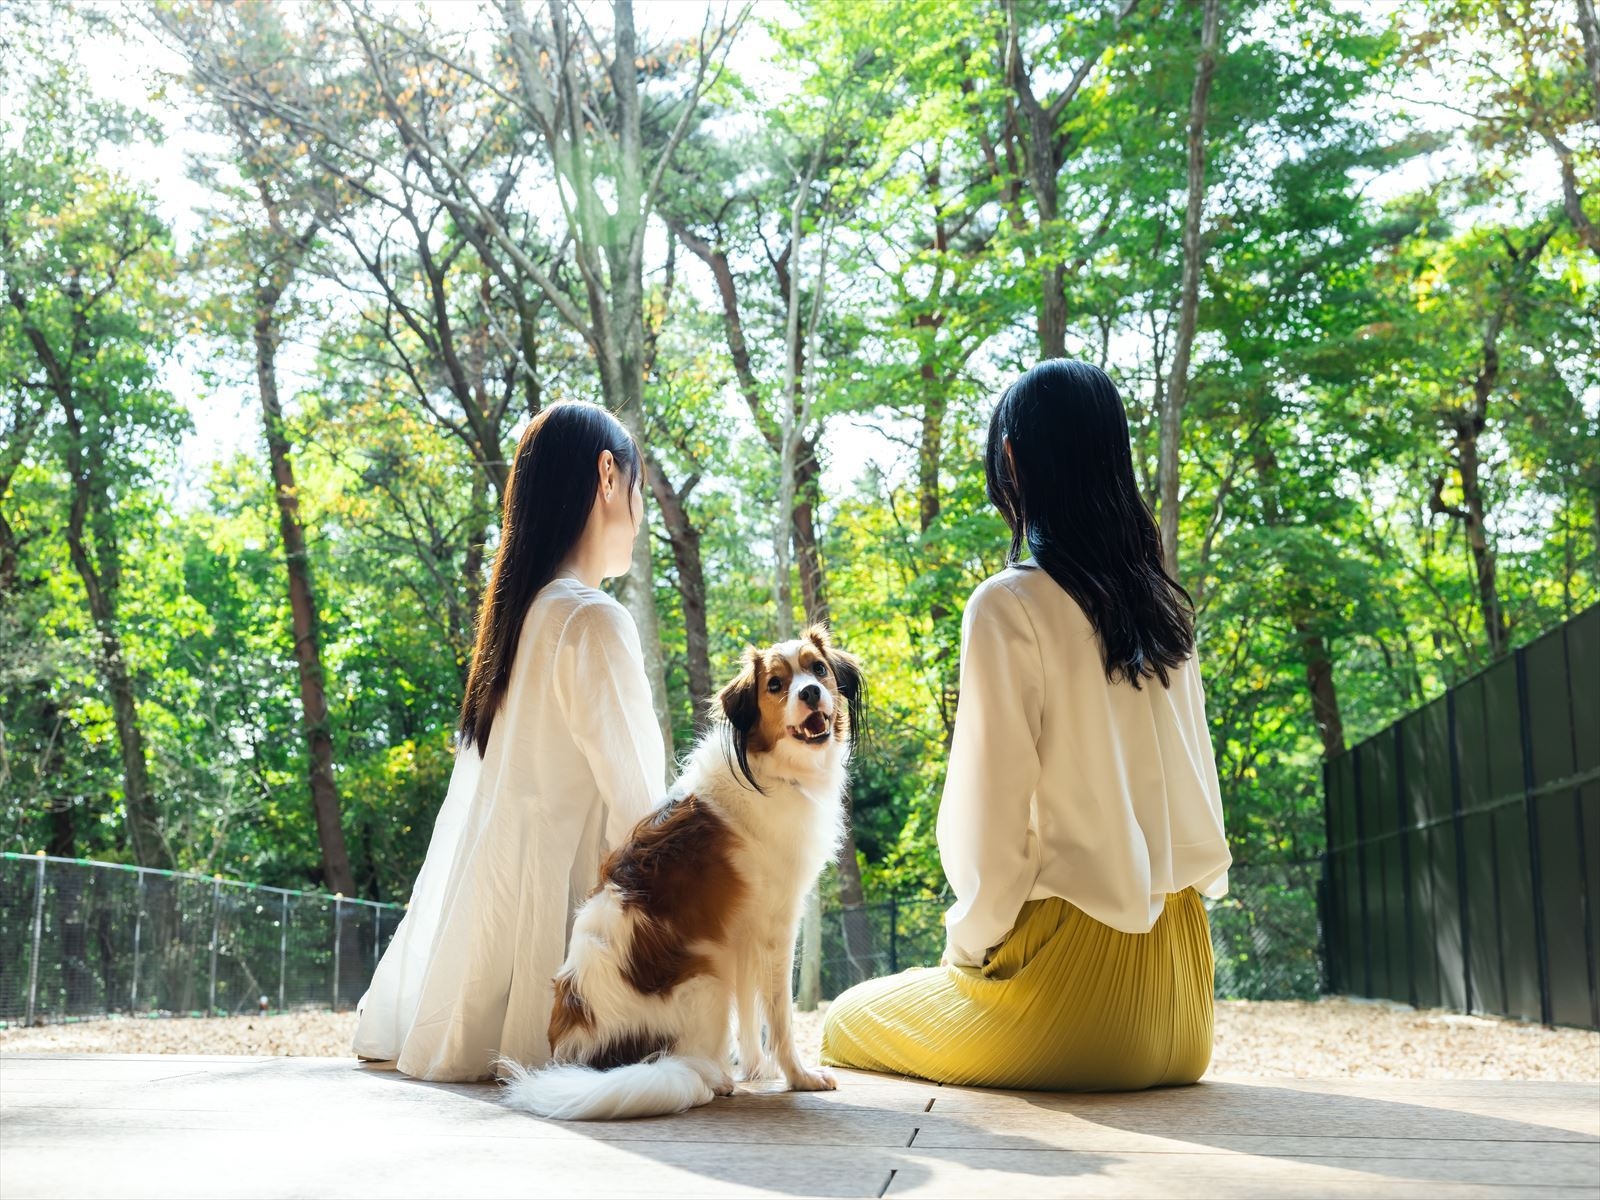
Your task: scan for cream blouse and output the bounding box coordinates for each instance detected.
[352,578,666,1079]
[937,564,1231,967]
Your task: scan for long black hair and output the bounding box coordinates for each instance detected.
[985,358,1194,688]
[458,401,640,752]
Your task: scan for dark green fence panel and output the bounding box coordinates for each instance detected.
[1323,602,1600,1030]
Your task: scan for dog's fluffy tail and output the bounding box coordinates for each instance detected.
[500,1055,719,1121]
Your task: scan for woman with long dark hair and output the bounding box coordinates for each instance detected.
[353,402,665,1082]
[822,360,1230,1090]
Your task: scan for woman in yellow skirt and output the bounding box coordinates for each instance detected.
[823,360,1231,1091]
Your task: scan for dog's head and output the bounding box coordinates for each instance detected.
[716,624,866,791]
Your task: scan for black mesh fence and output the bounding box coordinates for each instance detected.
[6,852,1323,1026]
[1209,861,1324,1001]
[803,861,1324,1003]
[0,854,405,1025]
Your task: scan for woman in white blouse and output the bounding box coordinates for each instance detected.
[352,402,666,1082]
[822,359,1231,1090]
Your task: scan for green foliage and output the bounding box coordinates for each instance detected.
[2,0,1595,915]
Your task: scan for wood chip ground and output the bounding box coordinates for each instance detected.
[2,997,1596,1081]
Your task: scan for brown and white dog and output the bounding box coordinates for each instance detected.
[501,625,864,1120]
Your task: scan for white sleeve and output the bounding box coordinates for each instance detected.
[1188,662,1231,900]
[937,579,1044,968]
[554,599,668,848]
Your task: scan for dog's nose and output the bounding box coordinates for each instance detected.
[798,684,821,708]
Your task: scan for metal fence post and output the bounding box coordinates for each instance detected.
[25,853,47,1026]
[208,876,221,1017]
[332,895,343,1012]
[1564,621,1600,1030]
[1320,759,1335,996]
[131,869,146,1012]
[888,896,899,975]
[796,885,821,1011]
[1395,723,1417,1009]
[278,892,289,1013]
[1316,853,1335,995]
[1351,746,1372,997]
[1515,647,1553,1026]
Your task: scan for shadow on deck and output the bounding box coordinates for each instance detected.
[1,1054,1596,1197]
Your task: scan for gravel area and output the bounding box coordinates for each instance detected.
[3,998,1596,1081]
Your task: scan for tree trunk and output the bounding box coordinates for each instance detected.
[39,695,75,857]
[793,446,829,628]
[455,475,495,687]
[668,220,830,634]
[1157,0,1222,580]
[610,395,676,773]
[0,395,49,594]
[1255,449,1348,761]
[254,302,356,896]
[1451,415,1509,658]
[999,0,1137,359]
[1541,131,1600,259]
[918,362,960,742]
[490,0,678,770]
[57,394,170,870]
[1592,483,1600,578]
[999,6,1065,361]
[8,296,164,866]
[1301,632,1345,759]
[918,377,946,536]
[48,792,75,858]
[1428,230,1554,659]
[1037,262,1067,360]
[1452,294,1512,659]
[644,453,714,734]
[0,507,18,600]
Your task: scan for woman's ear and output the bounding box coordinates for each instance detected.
[598,449,616,501]
[717,647,762,731]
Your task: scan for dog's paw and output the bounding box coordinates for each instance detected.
[713,1072,737,1097]
[787,1065,837,1092]
[738,1054,782,1083]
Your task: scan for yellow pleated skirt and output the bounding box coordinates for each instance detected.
[820,889,1214,1091]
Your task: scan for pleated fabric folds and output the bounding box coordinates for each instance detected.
[820,889,1214,1091]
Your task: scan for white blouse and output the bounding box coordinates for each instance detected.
[352,577,666,1080]
[937,565,1230,967]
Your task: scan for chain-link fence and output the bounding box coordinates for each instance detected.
[1208,861,1325,1001]
[0,854,405,1026]
[4,852,1323,1027]
[803,862,1325,1003]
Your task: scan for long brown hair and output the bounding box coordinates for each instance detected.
[458,402,640,752]
[986,359,1195,689]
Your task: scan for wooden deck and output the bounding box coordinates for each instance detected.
[2,1054,1596,1198]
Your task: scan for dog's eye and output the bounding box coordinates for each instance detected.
[766,677,784,694]
[812,661,829,678]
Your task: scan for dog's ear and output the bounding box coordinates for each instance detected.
[717,647,762,731]
[717,647,764,792]
[826,643,868,749]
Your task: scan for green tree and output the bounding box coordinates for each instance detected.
[2,65,185,867]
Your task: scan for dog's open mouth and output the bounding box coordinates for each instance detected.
[788,710,832,744]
